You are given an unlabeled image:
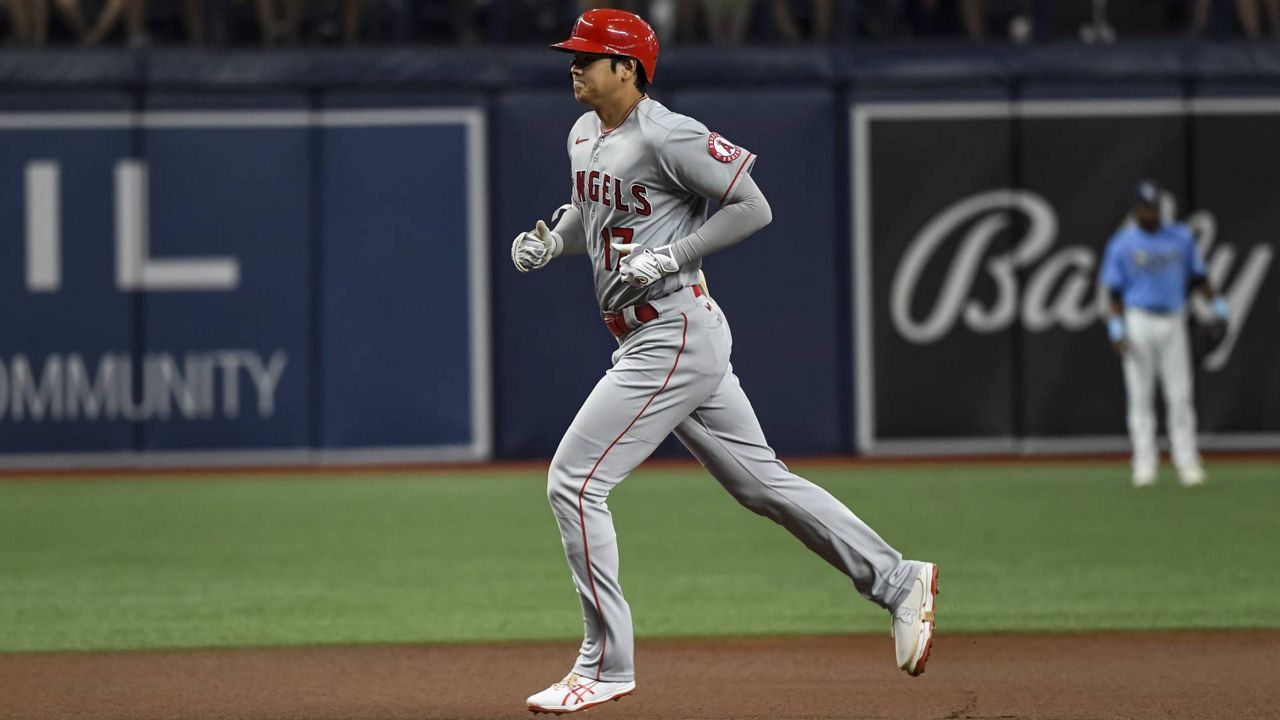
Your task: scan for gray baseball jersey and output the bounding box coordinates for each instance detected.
[541,95,927,685]
[567,97,756,311]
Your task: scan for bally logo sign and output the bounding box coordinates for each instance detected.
[852,99,1280,455]
[890,189,1274,372]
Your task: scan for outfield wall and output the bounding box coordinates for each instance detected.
[1,44,1279,465]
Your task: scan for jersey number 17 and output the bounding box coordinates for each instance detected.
[602,227,633,271]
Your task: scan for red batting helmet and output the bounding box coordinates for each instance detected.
[550,9,660,82]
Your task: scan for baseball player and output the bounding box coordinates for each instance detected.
[1100,180,1228,488]
[513,9,938,715]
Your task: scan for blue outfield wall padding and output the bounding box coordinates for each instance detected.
[492,90,618,458]
[0,93,137,452]
[137,93,313,450]
[4,48,1280,464]
[317,93,489,452]
[318,108,480,449]
[316,91,488,109]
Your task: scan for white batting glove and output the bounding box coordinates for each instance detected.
[612,244,680,288]
[511,220,563,273]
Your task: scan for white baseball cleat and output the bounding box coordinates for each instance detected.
[527,672,635,715]
[1178,465,1206,487]
[1132,470,1157,488]
[891,562,938,677]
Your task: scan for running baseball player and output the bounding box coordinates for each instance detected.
[512,9,938,714]
[1100,180,1228,488]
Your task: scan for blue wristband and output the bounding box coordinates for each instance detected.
[1107,316,1125,342]
[1213,297,1229,319]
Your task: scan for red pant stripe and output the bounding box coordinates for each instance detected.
[576,313,689,680]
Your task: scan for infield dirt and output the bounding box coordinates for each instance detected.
[3,630,1277,719]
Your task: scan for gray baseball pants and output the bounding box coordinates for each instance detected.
[546,286,924,683]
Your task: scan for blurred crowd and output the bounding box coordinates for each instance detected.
[1,0,1277,48]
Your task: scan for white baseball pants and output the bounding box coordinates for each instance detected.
[1122,308,1202,478]
[546,286,924,683]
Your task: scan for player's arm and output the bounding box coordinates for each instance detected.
[1099,239,1129,355]
[1105,289,1128,354]
[1189,276,1229,338]
[1188,275,1226,306]
[1184,228,1229,330]
[665,173,772,266]
[550,204,588,256]
[614,122,770,287]
[512,123,594,272]
[657,121,770,265]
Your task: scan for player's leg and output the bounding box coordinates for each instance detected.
[672,369,922,610]
[672,367,937,675]
[542,309,728,687]
[1122,311,1160,485]
[1158,315,1204,484]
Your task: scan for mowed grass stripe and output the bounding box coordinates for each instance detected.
[0,461,1275,653]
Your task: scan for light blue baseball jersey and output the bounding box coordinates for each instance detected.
[1100,222,1206,312]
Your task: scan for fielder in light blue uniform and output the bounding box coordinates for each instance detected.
[1099,180,1228,487]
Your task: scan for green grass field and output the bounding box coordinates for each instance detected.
[0,460,1277,653]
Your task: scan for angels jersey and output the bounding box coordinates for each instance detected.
[541,92,930,691]
[566,96,757,311]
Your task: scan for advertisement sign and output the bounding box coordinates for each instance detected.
[852,99,1280,454]
[0,107,489,467]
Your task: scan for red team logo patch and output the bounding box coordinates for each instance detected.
[708,132,742,163]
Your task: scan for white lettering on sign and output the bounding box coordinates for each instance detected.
[891,190,1058,344]
[22,159,240,293]
[1186,212,1276,371]
[25,161,60,292]
[115,160,240,291]
[65,353,116,420]
[0,350,288,423]
[888,189,1274,371]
